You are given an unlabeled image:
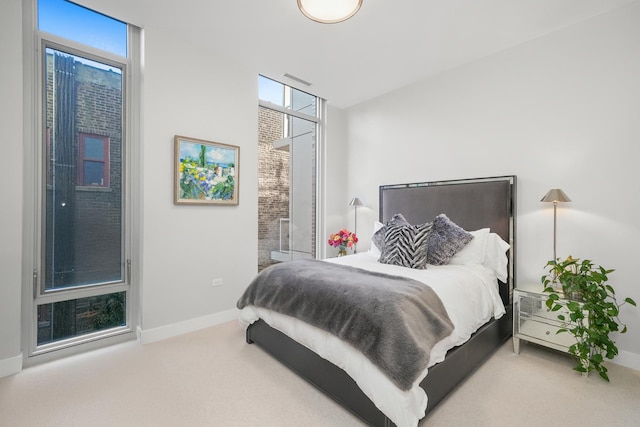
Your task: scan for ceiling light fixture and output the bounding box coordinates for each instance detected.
[298,0,363,24]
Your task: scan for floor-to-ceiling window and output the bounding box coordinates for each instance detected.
[26,0,139,357]
[257,76,322,271]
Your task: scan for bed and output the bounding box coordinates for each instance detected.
[239,176,516,426]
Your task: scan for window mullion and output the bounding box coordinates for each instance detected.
[259,99,319,123]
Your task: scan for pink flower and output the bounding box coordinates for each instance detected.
[327,230,358,249]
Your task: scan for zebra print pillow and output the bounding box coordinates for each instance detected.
[372,213,410,254]
[379,222,433,269]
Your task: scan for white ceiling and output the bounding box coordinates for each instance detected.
[76,0,637,108]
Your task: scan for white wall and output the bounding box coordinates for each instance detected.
[139,28,259,336]
[345,3,640,367]
[138,26,353,339]
[323,105,350,258]
[0,0,24,376]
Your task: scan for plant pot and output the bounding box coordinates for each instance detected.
[565,291,584,302]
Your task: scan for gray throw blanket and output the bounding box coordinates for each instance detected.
[237,259,454,391]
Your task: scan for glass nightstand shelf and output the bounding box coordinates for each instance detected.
[513,283,577,354]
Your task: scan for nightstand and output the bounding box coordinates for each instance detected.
[513,283,576,354]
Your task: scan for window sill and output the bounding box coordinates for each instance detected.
[75,185,112,193]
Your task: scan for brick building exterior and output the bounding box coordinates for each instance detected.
[45,53,123,288]
[39,52,124,344]
[257,107,290,271]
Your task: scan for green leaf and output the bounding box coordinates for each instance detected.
[539,256,634,382]
[567,301,581,311]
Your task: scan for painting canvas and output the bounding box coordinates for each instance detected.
[174,135,239,205]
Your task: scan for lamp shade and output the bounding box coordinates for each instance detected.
[298,0,363,24]
[541,189,571,204]
[349,197,363,206]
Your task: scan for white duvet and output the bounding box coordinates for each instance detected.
[239,252,506,427]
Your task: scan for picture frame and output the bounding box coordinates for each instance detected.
[174,135,239,205]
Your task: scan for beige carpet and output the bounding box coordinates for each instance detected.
[1,320,638,426]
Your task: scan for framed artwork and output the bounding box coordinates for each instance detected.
[174,135,239,205]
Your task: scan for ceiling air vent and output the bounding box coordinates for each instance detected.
[283,73,312,87]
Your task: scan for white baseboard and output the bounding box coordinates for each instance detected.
[0,353,23,378]
[138,309,239,344]
[612,349,640,372]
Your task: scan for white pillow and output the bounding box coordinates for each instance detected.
[449,229,510,282]
[482,233,511,283]
[369,221,384,256]
[448,228,490,265]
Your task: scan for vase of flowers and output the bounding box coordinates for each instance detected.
[328,229,358,256]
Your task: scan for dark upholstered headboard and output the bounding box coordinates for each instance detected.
[379,176,516,305]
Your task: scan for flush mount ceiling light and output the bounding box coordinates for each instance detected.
[298,0,363,24]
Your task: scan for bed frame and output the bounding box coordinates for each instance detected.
[245,176,516,426]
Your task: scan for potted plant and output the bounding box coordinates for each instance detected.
[542,256,636,381]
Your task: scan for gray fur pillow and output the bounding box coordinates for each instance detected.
[427,214,474,265]
[379,222,433,269]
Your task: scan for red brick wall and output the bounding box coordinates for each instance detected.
[257,107,290,271]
